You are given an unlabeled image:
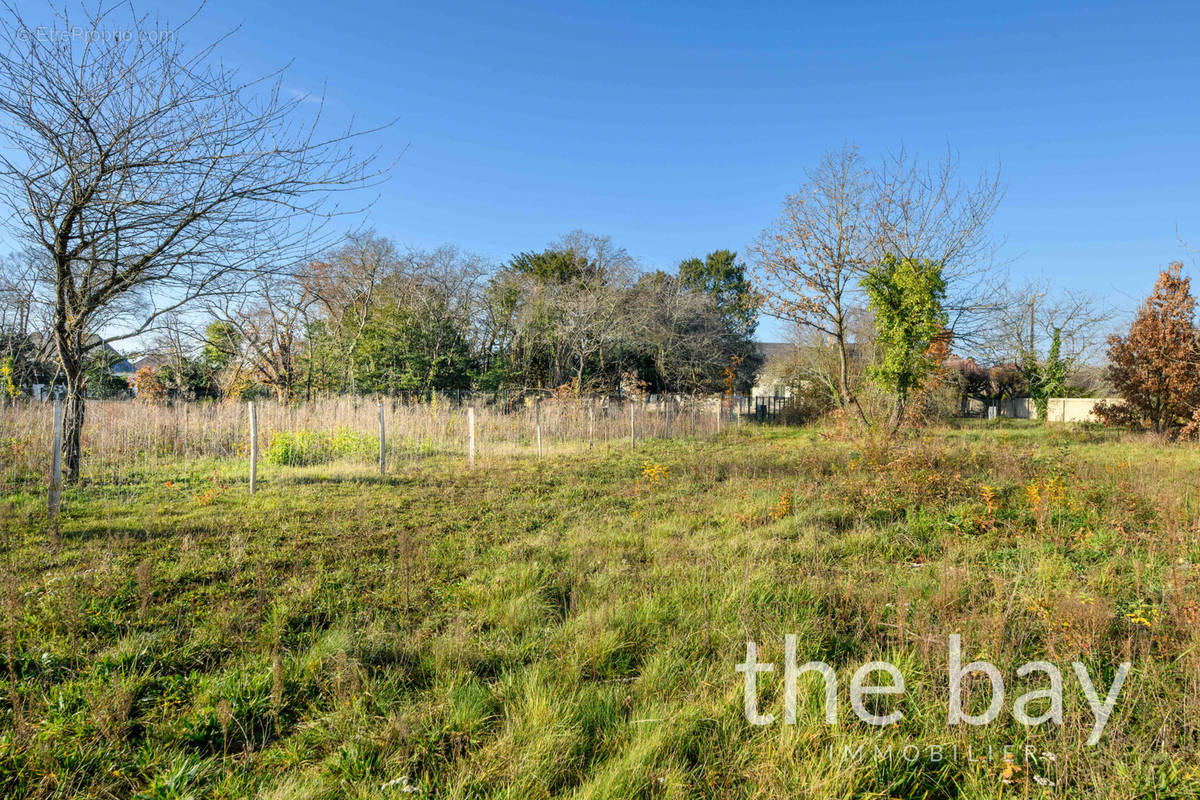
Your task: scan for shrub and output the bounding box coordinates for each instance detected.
[264,430,325,466]
[134,366,166,403]
[264,427,377,466]
[328,427,376,461]
[777,395,828,426]
[1,357,20,400]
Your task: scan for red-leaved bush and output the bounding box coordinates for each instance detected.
[1095,263,1200,435]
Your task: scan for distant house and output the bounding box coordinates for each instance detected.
[750,340,869,399]
[131,353,173,373]
[121,354,175,397]
[22,333,136,399]
[751,342,797,397]
[85,335,136,388]
[109,353,137,379]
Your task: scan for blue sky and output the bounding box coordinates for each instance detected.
[21,0,1200,339]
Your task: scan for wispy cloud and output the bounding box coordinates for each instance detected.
[284,86,322,106]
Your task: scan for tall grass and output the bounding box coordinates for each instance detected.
[0,422,1198,797]
[0,396,735,500]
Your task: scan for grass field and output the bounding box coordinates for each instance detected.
[1,420,1199,799]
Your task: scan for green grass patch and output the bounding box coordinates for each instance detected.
[0,423,1198,797]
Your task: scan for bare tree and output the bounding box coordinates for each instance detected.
[0,252,39,339]
[752,143,1003,428]
[504,270,621,394]
[975,278,1114,369]
[497,232,636,393]
[553,230,638,278]
[0,250,47,393]
[778,309,875,406]
[553,278,624,396]
[751,145,877,423]
[299,231,396,392]
[624,274,732,395]
[298,237,491,396]
[399,245,491,359]
[873,146,1004,350]
[211,277,313,402]
[947,356,1026,412]
[0,2,386,479]
[148,312,198,399]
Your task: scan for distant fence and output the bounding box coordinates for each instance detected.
[0,395,767,505]
[738,395,794,422]
[998,397,1037,419]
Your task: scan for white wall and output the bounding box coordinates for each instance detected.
[996,396,1120,422]
[1044,397,1121,423]
[1001,397,1037,419]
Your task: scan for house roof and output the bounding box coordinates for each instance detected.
[132,354,173,372]
[754,340,868,366]
[27,331,136,373]
[754,341,796,362]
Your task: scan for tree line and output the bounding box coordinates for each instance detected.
[99,231,761,403]
[0,0,1192,486]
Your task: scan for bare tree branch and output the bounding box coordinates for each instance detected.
[0,0,390,478]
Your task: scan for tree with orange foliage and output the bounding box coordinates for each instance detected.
[901,327,955,427]
[1096,263,1200,434]
[133,366,166,404]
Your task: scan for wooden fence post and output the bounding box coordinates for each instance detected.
[535,398,542,460]
[468,406,476,467]
[587,402,594,450]
[378,401,387,475]
[630,401,636,451]
[248,400,258,494]
[48,398,63,519]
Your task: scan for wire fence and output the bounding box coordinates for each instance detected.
[0,395,765,508]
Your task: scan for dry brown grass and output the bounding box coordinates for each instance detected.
[0,395,733,494]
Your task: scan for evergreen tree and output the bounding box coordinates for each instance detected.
[1022,327,1067,423]
[862,255,948,430]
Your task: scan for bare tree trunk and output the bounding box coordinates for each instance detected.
[835,332,869,428]
[888,395,906,434]
[836,339,851,406]
[62,363,85,483]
